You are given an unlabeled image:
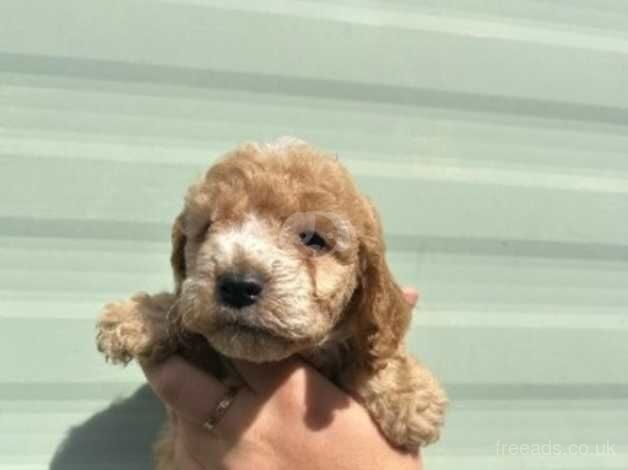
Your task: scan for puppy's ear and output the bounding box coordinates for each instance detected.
[170,212,187,295]
[350,199,411,371]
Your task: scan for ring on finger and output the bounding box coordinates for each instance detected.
[203,386,239,432]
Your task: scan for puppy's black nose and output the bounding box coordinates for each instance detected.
[216,272,263,309]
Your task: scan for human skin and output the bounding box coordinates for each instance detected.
[143,288,423,470]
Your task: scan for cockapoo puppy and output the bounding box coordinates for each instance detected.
[96,138,446,467]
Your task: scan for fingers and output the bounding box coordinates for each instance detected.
[143,355,231,426]
[401,287,419,307]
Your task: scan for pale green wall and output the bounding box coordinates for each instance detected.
[1,1,627,469]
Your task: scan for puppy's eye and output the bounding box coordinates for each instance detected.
[299,230,327,251]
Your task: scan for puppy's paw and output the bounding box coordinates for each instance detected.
[370,378,446,450]
[96,297,150,364]
[342,353,447,451]
[96,292,174,365]
[399,379,447,449]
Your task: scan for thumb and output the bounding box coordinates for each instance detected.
[401,287,419,307]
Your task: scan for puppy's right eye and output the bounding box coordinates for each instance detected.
[299,230,328,252]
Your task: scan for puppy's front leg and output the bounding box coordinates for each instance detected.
[341,351,447,451]
[96,292,176,366]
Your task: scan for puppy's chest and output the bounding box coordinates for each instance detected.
[300,341,352,383]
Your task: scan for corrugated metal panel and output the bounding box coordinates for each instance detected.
[1,1,626,469]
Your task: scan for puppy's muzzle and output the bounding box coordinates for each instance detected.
[216,272,264,309]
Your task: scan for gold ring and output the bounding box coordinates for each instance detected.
[203,387,239,432]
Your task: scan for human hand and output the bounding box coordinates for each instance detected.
[143,288,422,470]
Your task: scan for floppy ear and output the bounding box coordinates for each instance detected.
[350,201,411,371]
[170,212,187,295]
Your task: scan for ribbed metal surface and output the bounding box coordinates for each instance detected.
[1,1,627,468]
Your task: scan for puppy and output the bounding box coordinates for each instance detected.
[96,138,446,466]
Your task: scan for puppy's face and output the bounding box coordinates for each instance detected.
[171,140,410,366]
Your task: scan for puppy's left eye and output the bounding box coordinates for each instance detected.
[299,230,327,251]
